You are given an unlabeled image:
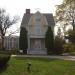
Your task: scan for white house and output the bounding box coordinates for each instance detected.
[20,9,55,54]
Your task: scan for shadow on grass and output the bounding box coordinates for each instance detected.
[0,64,9,73]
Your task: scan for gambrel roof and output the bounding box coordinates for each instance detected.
[21,12,55,27]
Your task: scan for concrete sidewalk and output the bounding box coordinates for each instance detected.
[11,55,75,61]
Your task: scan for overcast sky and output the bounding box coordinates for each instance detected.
[0,0,63,35]
[0,0,63,17]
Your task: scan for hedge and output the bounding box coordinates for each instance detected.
[0,54,10,68]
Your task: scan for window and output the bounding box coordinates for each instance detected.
[36,18,41,22]
[36,16,41,22]
[35,25,41,33]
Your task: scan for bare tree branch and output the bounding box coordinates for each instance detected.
[0,8,19,49]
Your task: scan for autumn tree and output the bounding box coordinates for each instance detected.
[0,8,19,49]
[68,29,75,44]
[55,0,75,36]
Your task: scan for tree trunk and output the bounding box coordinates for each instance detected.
[72,20,75,31]
[1,36,5,50]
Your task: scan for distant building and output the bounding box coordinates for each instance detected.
[20,9,55,54]
[4,36,19,50]
[0,31,2,49]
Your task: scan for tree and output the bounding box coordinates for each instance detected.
[55,0,75,23]
[68,29,75,44]
[8,28,20,37]
[53,26,65,54]
[64,0,75,30]
[45,26,54,55]
[55,0,75,36]
[57,27,62,37]
[54,36,65,54]
[19,27,28,54]
[0,8,18,49]
[55,4,65,22]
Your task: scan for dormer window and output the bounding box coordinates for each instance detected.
[36,16,41,22]
[36,18,41,22]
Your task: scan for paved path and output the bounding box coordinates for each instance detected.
[11,55,75,61]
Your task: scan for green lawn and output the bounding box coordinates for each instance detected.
[0,57,75,75]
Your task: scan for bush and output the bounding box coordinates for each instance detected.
[63,43,75,52]
[0,54,10,68]
[53,36,65,55]
[69,52,75,56]
[0,50,19,55]
[68,29,75,44]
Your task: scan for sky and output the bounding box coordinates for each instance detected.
[0,0,63,17]
[0,0,63,36]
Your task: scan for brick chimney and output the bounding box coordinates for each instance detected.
[26,9,30,14]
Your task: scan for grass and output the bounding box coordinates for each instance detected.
[0,57,75,75]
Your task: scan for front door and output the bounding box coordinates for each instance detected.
[30,39,41,49]
[34,40,41,49]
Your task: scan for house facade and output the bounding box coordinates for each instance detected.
[20,9,55,54]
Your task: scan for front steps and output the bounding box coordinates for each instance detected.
[27,48,47,55]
